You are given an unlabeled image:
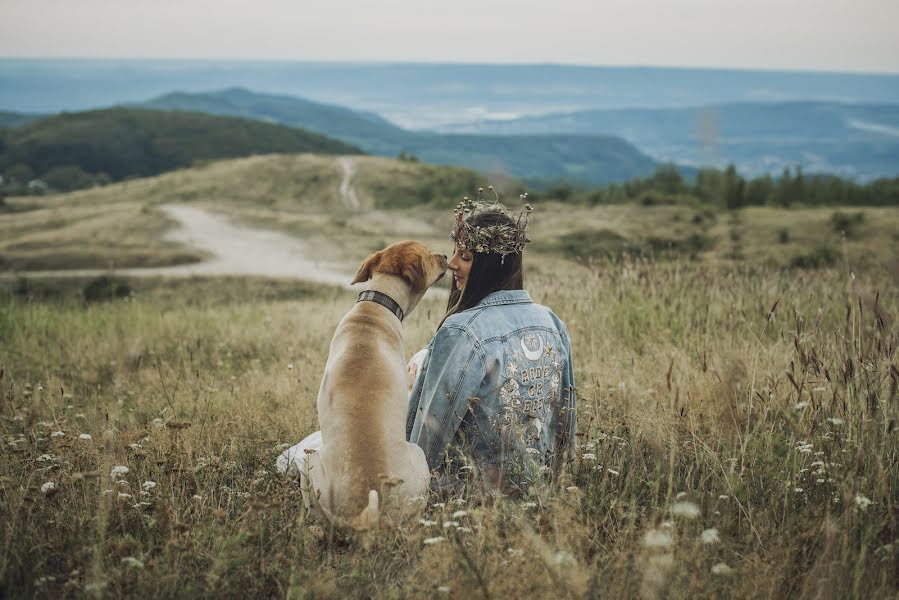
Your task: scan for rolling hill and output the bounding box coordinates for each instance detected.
[138,88,660,184]
[0,107,362,190]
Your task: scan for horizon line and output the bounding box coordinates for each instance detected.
[2,55,898,78]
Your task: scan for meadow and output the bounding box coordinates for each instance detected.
[1,156,898,598]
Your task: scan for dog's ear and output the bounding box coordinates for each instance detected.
[400,251,428,293]
[351,251,382,285]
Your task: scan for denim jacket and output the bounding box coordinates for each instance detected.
[406,290,576,491]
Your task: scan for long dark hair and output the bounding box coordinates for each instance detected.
[439,210,524,329]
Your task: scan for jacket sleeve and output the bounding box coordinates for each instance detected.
[556,322,577,463]
[407,325,486,471]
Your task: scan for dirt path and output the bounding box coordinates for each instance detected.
[337,156,361,210]
[7,205,354,287]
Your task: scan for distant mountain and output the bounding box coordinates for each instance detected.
[137,88,660,184]
[0,107,362,190]
[0,111,44,128]
[440,101,899,181]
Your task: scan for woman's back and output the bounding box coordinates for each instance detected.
[406,289,576,494]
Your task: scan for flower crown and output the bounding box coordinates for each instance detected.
[450,186,533,257]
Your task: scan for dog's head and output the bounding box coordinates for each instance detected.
[351,241,448,293]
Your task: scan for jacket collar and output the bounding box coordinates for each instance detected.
[474,289,532,308]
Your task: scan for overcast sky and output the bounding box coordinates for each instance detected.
[2,0,898,73]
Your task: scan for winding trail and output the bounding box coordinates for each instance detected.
[337,157,361,210]
[7,205,354,287]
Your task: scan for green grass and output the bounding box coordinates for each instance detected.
[1,256,897,598]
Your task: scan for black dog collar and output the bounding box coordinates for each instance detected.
[357,290,405,322]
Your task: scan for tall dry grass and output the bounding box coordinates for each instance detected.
[1,252,897,598]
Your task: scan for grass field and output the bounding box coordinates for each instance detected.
[1,155,898,598]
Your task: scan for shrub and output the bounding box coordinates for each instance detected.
[830,211,865,238]
[82,275,132,303]
[789,244,839,269]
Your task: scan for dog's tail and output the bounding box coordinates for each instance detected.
[351,490,380,530]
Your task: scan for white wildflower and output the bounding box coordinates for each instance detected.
[794,487,804,493]
[142,481,157,492]
[566,486,579,492]
[457,527,472,533]
[675,491,687,500]
[854,494,872,511]
[826,417,844,426]
[643,529,673,548]
[607,468,620,476]
[423,536,446,545]
[451,510,468,519]
[41,481,57,495]
[442,521,460,529]
[671,501,701,519]
[79,433,93,440]
[419,519,437,527]
[554,550,577,568]
[117,492,133,499]
[191,495,203,502]
[287,363,294,370]
[581,453,597,461]
[525,447,540,455]
[711,562,735,576]
[121,557,144,569]
[50,431,65,438]
[523,501,538,509]
[701,528,721,544]
[110,465,129,478]
[437,586,450,593]
[718,495,729,500]
[794,401,809,410]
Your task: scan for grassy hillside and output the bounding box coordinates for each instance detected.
[139,88,660,184]
[0,108,362,191]
[1,253,897,598]
[3,153,898,275]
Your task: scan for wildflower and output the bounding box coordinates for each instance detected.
[718,495,729,500]
[451,498,467,505]
[643,529,673,548]
[437,586,450,593]
[452,510,468,519]
[525,447,539,455]
[671,501,701,519]
[794,401,809,410]
[142,481,157,492]
[191,495,203,502]
[117,492,133,500]
[581,453,597,461]
[288,363,294,370]
[423,536,446,545]
[711,562,735,576]
[854,494,872,511]
[523,501,538,509]
[110,465,129,478]
[79,433,93,440]
[566,486,579,492]
[701,528,721,544]
[794,487,804,493]
[51,431,65,438]
[457,527,472,533]
[432,502,445,509]
[826,418,844,426]
[554,550,577,568]
[37,454,55,462]
[607,469,620,476]
[121,557,144,569]
[442,521,460,529]
[419,519,437,527]
[41,481,57,495]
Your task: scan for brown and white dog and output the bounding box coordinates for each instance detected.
[301,241,448,530]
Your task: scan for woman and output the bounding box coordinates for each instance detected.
[406,192,576,495]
